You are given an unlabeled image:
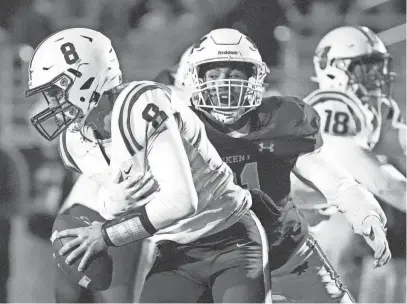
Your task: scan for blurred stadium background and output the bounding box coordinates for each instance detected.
[0,0,404,302]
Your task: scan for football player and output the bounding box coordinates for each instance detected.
[301,25,406,302]
[306,25,405,207]
[160,28,392,303]
[26,28,271,303]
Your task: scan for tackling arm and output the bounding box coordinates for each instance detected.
[293,145,388,235]
[323,133,405,212]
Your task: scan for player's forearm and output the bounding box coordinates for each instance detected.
[145,193,196,230]
[294,150,387,234]
[145,125,198,229]
[100,190,197,247]
[330,184,387,235]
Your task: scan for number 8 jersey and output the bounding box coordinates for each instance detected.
[107,81,251,244]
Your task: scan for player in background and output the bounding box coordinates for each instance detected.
[26,28,271,303]
[299,25,406,302]
[158,28,391,303]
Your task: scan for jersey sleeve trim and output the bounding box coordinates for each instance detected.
[305,90,367,127]
[118,82,171,156]
[118,83,145,155]
[58,131,82,174]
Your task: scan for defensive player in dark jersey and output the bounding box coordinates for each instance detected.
[155,28,391,302]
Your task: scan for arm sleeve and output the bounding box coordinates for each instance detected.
[110,85,198,229]
[144,116,198,229]
[323,133,406,212]
[293,145,387,235]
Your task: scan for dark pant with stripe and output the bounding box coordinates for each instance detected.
[140,211,271,303]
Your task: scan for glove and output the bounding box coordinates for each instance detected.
[101,163,159,216]
[361,215,391,268]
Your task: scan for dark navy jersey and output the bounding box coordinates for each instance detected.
[197,95,322,269]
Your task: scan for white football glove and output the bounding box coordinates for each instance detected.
[102,165,159,216]
[361,215,391,268]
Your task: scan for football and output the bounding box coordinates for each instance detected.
[51,215,113,291]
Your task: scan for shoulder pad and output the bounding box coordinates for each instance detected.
[112,81,174,156]
[258,96,321,138]
[246,96,322,155]
[168,85,192,107]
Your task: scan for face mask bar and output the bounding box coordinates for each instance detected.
[31,100,81,141]
[194,79,261,109]
[27,74,82,141]
[335,54,396,99]
[189,59,268,124]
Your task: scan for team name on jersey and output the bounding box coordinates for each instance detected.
[222,154,252,164]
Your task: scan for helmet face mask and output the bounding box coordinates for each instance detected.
[346,54,395,99]
[186,29,269,125]
[26,28,122,141]
[194,61,260,122]
[27,73,84,141]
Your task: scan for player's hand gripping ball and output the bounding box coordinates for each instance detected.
[51,215,113,291]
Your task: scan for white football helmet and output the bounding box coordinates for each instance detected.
[186,28,269,124]
[26,28,122,141]
[174,45,193,88]
[313,25,395,100]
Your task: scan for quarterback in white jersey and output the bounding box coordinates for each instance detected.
[297,25,406,302]
[26,28,270,303]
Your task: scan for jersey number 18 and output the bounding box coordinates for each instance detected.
[324,110,350,135]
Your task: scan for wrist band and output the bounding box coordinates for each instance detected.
[101,206,157,247]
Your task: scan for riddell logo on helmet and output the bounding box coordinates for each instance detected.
[218,50,238,55]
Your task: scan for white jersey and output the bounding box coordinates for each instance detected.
[61,80,251,244]
[58,121,111,213]
[304,89,380,150]
[297,89,406,213]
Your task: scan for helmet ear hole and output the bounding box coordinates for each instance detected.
[319,58,327,70]
[316,46,331,70]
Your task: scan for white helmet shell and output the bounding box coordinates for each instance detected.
[26,28,122,140]
[313,26,392,96]
[186,28,268,124]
